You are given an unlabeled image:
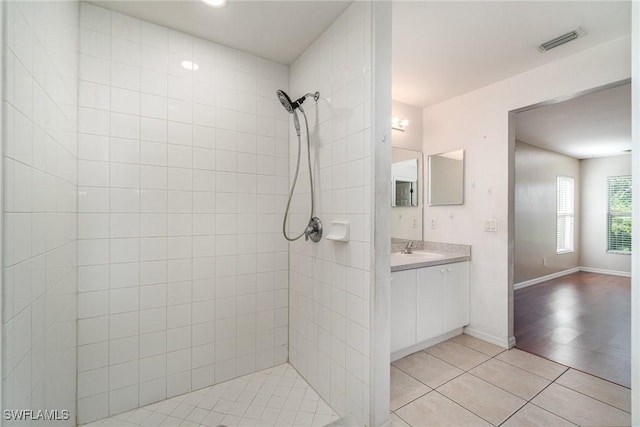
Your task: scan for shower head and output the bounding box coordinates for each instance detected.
[276,90,320,114]
[277,90,296,114]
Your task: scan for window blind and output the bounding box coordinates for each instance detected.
[556,176,574,253]
[607,176,632,253]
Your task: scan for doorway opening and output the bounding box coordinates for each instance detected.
[509,80,632,388]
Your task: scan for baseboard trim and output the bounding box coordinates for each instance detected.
[579,266,631,278]
[514,267,580,290]
[515,267,631,291]
[390,328,463,362]
[462,326,509,349]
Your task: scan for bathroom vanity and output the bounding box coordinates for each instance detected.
[390,242,471,361]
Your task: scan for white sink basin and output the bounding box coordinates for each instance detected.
[400,251,445,259]
[390,251,445,266]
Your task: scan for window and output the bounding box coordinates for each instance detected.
[556,176,574,253]
[607,176,632,253]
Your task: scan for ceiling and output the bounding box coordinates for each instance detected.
[515,83,631,159]
[393,1,631,108]
[92,0,632,160]
[90,0,351,65]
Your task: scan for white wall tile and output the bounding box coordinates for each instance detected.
[288,2,372,424]
[109,360,139,390]
[109,311,138,339]
[109,384,139,414]
[78,368,108,399]
[110,336,139,364]
[77,4,291,423]
[2,3,80,425]
[111,62,141,91]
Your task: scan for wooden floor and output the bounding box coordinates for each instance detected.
[514,271,631,388]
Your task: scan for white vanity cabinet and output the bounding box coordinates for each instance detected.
[416,266,445,343]
[390,269,418,353]
[443,263,469,330]
[391,261,469,355]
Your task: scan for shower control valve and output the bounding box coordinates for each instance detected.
[305,217,323,243]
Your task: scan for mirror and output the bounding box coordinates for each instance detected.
[428,149,464,205]
[392,148,423,241]
[392,159,418,207]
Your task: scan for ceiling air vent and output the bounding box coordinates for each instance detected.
[538,27,586,52]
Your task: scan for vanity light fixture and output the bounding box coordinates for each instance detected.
[392,116,409,132]
[201,0,227,7]
[181,60,199,71]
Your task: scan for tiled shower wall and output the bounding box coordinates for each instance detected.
[77,4,291,423]
[2,1,79,425]
[289,2,373,423]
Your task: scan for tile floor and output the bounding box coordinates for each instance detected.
[391,334,631,427]
[83,364,339,427]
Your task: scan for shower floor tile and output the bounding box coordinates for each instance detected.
[83,364,339,427]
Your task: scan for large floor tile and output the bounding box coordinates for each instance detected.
[424,341,491,370]
[450,334,505,357]
[395,392,492,427]
[555,369,631,413]
[390,366,431,411]
[469,358,551,400]
[496,348,568,380]
[531,383,630,426]
[390,413,410,426]
[549,346,631,389]
[437,373,526,426]
[392,351,463,388]
[502,403,577,427]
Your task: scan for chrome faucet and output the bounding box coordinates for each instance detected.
[401,241,416,254]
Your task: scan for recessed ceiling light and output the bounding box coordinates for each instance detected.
[201,0,227,8]
[181,60,199,71]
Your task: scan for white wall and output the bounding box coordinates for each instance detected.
[392,100,422,152]
[2,1,79,424]
[77,4,290,422]
[514,141,580,284]
[580,154,631,273]
[423,35,631,347]
[289,2,374,423]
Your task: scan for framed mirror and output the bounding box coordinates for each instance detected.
[428,149,464,205]
[392,148,423,241]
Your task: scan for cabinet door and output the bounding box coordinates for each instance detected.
[391,269,417,353]
[416,266,444,342]
[443,262,469,331]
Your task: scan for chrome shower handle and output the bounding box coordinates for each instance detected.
[304,217,323,242]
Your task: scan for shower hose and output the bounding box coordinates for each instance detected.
[282,108,314,241]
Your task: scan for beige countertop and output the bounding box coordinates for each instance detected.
[390,240,471,272]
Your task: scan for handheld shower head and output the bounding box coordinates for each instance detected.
[277,90,296,114]
[277,90,320,137]
[276,90,320,115]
